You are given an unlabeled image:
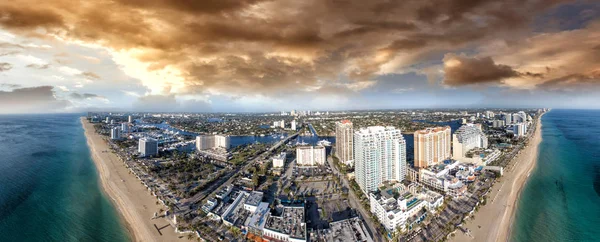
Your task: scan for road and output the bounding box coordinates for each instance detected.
[326,155,383,242]
[183,129,302,210]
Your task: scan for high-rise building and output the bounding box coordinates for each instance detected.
[196,135,230,151]
[110,127,120,140]
[128,115,133,123]
[214,135,230,149]
[452,124,488,159]
[354,126,407,194]
[414,126,451,168]
[291,120,297,131]
[512,113,522,123]
[121,123,128,132]
[280,120,285,129]
[513,123,527,137]
[296,146,326,166]
[504,114,512,124]
[335,120,354,166]
[492,120,505,128]
[139,137,158,157]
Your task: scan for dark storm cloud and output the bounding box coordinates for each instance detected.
[0,0,590,97]
[0,86,70,113]
[442,54,544,86]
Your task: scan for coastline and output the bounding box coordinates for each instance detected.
[81,117,181,242]
[451,112,545,242]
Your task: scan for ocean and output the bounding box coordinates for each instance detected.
[511,110,600,241]
[0,114,129,242]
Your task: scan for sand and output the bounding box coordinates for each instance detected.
[81,118,182,242]
[451,113,544,242]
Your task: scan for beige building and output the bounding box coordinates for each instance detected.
[335,120,354,166]
[196,134,230,151]
[414,126,451,168]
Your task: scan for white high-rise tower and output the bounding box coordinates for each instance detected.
[354,126,407,194]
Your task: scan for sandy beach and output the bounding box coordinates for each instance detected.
[81,118,181,242]
[451,113,544,242]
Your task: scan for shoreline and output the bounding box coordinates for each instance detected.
[451,112,545,242]
[81,117,181,242]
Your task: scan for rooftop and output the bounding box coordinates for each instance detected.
[245,191,264,207]
[265,206,306,240]
[245,202,270,231]
[313,217,373,242]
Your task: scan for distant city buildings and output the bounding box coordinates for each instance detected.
[335,120,354,166]
[110,127,120,140]
[513,123,527,137]
[504,114,512,124]
[196,135,231,150]
[452,124,488,160]
[492,120,505,128]
[139,137,158,157]
[413,126,451,168]
[273,120,285,129]
[296,146,326,166]
[354,126,407,194]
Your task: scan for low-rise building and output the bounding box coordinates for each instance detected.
[369,190,427,232]
[311,217,373,242]
[244,191,264,213]
[273,152,286,168]
[263,206,307,242]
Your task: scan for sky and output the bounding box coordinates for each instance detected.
[0,0,599,113]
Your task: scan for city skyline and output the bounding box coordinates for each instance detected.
[0,1,599,113]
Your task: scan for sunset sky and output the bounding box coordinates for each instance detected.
[0,0,599,113]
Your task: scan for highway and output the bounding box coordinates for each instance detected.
[181,129,302,213]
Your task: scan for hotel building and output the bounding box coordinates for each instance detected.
[413,126,451,168]
[196,134,231,151]
[452,124,488,159]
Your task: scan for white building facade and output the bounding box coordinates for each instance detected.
[296,146,326,166]
[139,137,158,157]
[452,124,488,159]
[354,126,407,194]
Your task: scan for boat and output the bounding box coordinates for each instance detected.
[317,139,331,146]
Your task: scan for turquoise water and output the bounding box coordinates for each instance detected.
[511,110,600,241]
[0,114,129,241]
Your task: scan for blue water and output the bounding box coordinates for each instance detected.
[511,110,600,241]
[143,122,335,147]
[0,114,129,242]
